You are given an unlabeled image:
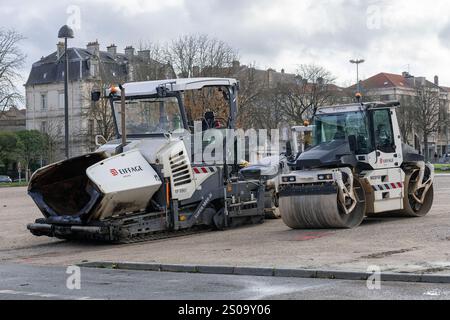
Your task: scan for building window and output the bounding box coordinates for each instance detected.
[41,121,47,133]
[59,92,64,109]
[88,119,94,136]
[41,93,47,110]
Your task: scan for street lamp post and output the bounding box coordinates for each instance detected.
[58,25,74,159]
[350,59,365,93]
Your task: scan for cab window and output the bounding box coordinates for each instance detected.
[372,109,395,153]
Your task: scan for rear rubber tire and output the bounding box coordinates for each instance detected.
[265,191,281,219]
[399,171,434,217]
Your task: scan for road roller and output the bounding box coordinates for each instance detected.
[279,100,435,229]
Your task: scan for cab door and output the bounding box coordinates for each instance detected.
[371,108,400,169]
[365,108,404,213]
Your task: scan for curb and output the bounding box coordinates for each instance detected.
[78,261,450,284]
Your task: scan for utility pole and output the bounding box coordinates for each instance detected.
[350,59,365,93]
[58,25,74,159]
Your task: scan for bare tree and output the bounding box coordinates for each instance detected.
[413,85,442,161]
[236,64,268,128]
[396,95,416,144]
[42,120,63,164]
[164,34,239,123]
[165,34,238,78]
[278,64,337,124]
[165,34,199,78]
[83,80,116,142]
[247,87,286,130]
[0,29,26,112]
[134,41,174,81]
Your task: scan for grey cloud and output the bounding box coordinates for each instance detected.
[439,22,450,48]
[2,0,450,91]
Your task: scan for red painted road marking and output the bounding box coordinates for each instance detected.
[293,232,334,241]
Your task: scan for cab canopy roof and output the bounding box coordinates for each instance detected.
[120,77,238,97]
[316,101,400,115]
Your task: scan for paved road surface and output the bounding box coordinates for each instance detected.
[0,264,449,300]
[1,177,449,274]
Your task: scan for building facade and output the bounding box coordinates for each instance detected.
[0,106,26,132]
[25,41,175,162]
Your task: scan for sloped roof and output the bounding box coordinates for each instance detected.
[0,106,26,120]
[349,72,411,90]
[25,48,170,86]
[348,72,448,93]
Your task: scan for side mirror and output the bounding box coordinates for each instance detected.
[348,135,357,153]
[95,135,107,147]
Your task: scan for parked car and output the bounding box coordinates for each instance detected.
[0,175,13,183]
[439,154,450,164]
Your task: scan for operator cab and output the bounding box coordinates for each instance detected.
[100,78,239,164]
[295,101,402,171]
[105,78,238,137]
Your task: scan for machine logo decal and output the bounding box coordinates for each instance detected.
[110,166,144,176]
[380,158,394,164]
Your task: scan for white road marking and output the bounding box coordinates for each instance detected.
[423,289,450,297]
[244,280,332,300]
[0,289,99,300]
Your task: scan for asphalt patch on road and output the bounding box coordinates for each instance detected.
[360,248,418,259]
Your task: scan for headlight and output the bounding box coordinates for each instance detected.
[282,176,296,183]
[318,174,333,181]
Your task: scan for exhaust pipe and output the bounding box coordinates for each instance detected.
[119,84,127,153]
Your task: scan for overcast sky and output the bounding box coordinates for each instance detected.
[3,0,450,93]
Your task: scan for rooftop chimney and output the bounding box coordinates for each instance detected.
[107,44,117,57]
[267,68,276,88]
[137,50,150,61]
[413,76,426,87]
[57,42,65,59]
[87,41,100,57]
[434,75,439,86]
[125,46,135,58]
[192,66,200,77]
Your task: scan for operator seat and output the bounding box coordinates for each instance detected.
[202,111,215,131]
